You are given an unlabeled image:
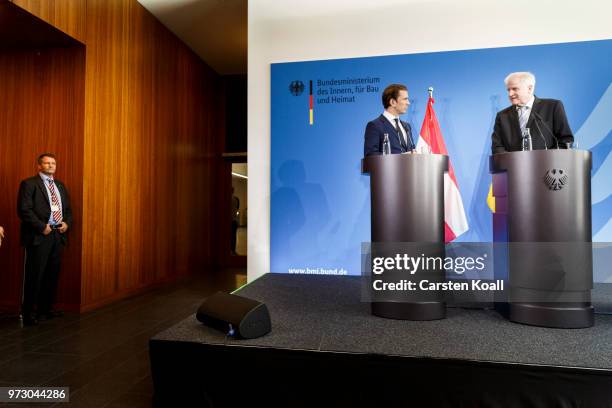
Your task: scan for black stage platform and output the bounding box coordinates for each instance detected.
[150,274,612,407]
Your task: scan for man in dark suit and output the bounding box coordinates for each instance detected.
[18,153,72,325]
[491,71,574,154]
[364,83,415,156]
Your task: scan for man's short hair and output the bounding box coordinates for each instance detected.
[504,72,536,90]
[37,153,57,164]
[382,84,408,109]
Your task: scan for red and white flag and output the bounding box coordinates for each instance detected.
[416,94,469,242]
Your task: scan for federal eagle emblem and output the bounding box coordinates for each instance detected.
[543,169,568,191]
[289,80,305,96]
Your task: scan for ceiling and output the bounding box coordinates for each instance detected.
[137,0,247,75]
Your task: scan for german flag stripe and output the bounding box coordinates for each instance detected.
[309,80,314,125]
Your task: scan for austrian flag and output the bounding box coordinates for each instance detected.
[415,93,469,242]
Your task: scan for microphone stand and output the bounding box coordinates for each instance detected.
[532,110,560,149]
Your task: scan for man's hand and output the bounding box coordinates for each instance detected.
[0,226,4,247]
[59,222,69,233]
[43,224,52,235]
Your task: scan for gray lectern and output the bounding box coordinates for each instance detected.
[490,149,594,328]
[363,153,448,320]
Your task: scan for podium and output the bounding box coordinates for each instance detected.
[363,153,448,320]
[490,149,594,328]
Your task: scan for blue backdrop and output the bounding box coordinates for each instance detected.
[270,39,612,276]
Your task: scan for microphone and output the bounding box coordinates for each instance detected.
[532,111,559,149]
[531,115,548,150]
[402,121,416,152]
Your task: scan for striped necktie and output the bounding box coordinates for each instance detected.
[517,105,529,135]
[48,179,63,225]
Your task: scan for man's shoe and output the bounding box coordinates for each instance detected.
[37,310,64,321]
[21,314,38,327]
[47,310,64,318]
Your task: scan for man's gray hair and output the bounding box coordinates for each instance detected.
[504,72,536,89]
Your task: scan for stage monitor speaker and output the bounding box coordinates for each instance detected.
[196,291,271,339]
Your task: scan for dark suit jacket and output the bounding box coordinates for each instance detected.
[364,114,414,156]
[491,97,574,154]
[17,175,72,247]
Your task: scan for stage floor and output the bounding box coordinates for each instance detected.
[152,273,612,370]
[150,274,612,406]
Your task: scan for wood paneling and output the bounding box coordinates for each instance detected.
[10,0,86,43]
[0,46,85,311]
[1,0,223,312]
[79,0,222,309]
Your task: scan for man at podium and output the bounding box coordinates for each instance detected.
[491,72,574,154]
[364,84,415,156]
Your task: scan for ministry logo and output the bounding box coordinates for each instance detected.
[543,169,568,191]
[289,80,305,96]
[287,80,313,125]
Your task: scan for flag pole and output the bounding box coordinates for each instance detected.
[428,87,433,98]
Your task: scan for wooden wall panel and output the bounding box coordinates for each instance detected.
[3,0,222,312]
[0,47,85,312]
[79,0,221,310]
[10,0,86,43]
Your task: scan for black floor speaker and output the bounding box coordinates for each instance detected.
[196,291,271,339]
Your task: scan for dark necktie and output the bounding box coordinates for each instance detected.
[394,118,407,151]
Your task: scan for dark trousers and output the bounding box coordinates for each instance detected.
[22,231,64,316]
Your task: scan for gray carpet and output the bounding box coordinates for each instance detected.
[151,273,612,371]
